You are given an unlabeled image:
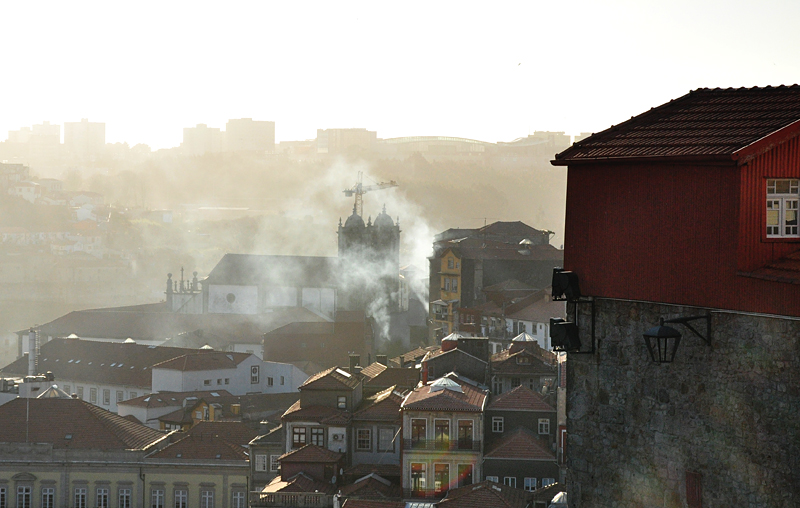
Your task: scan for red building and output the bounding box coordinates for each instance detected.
[552,86,800,508]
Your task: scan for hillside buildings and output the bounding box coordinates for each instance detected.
[552,86,800,507]
[64,118,105,158]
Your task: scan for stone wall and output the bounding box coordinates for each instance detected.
[566,298,800,507]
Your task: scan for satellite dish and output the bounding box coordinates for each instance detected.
[331,476,337,484]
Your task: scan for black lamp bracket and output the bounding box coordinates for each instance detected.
[663,315,711,347]
[567,298,595,354]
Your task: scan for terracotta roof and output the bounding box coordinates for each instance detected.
[0,398,165,450]
[554,85,800,164]
[262,473,337,495]
[490,350,556,376]
[152,351,252,371]
[0,338,198,388]
[487,385,555,412]
[300,366,361,390]
[341,500,405,508]
[444,238,563,262]
[738,248,800,284]
[438,480,531,508]
[389,346,436,367]
[401,375,488,412]
[353,386,403,421]
[360,362,387,379]
[148,421,258,460]
[339,474,402,499]
[118,390,233,408]
[483,427,555,460]
[278,443,343,463]
[282,400,352,424]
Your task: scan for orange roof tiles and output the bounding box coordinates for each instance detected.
[282,400,352,424]
[278,444,343,463]
[438,480,531,508]
[152,351,252,371]
[353,386,403,422]
[300,366,361,390]
[483,427,555,461]
[401,375,487,412]
[263,473,337,495]
[487,385,555,412]
[554,85,800,163]
[148,421,258,460]
[0,398,165,450]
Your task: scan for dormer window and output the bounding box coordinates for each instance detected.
[766,179,799,238]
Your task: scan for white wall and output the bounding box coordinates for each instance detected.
[208,284,258,314]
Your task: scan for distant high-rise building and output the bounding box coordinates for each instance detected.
[317,128,377,155]
[225,118,275,153]
[182,124,225,156]
[64,119,105,158]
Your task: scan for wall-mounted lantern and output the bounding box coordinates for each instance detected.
[550,318,581,352]
[552,268,581,302]
[642,315,711,364]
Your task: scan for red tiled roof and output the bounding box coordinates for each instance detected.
[278,444,343,463]
[0,338,198,388]
[483,427,555,461]
[554,85,800,164]
[263,473,337,495]
[342,500,405,508]
[152,351,252,371]
[738,249,800,284]
[487,385,555,412]
[148,421,258,460]
[438,480,531,508]
[0,398,165,450]
[353,386,403,422]
[300,366,361,390]
[401,375,488,412]
[282,400,352,424]
[119,390,233,408]
[389,346,437,368]
[491,350,556,376]
[339,474,402,499]
[360,362,386,379]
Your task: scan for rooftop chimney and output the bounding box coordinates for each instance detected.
[27,329,36,376]
[376,355,388,366]
[349,354,361,373]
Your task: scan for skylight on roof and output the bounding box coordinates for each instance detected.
[211,392,219,397]
[429,377,463,393]
[68,359,73,363]
[118,364,124,368]
[144,397,150,402]
[335,368,352,378]
[110,363,116,367]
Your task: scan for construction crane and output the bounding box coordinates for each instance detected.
[343,171,398,217]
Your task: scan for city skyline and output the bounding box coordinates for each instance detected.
[3,0,800,150]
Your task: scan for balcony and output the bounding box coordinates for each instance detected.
[403,439,481,452]
[250,492,332,507]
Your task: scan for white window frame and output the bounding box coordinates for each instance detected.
[103,389,110,406]
[255,454,268,472]
[175,490,187,508]
[96,488,109,508]
[231,492,245,508]
[356,428,371,451]
[17,486,31,508]
[41,488,54,508]
[538,418,550,435]
[542,478,556,487]
[200,491,213,508]
[524,478,537,491]
[492,417,504,433]
[119,489,131,508]
[311,427,324,447]
[270,454,281,472]
[116,390,123,403]
[250,366,260,384]
[486,476,499,483]
[74,487,87,508]
[503,477,516,488]
[767,178,800,237]
[90,388,97,404]
[337,396,347,409]
[378,427,395,452]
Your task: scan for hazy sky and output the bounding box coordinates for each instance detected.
[3,0,800,150]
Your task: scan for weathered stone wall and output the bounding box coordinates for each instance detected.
[566,298,800,508]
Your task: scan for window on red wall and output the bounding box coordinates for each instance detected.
[766,179,799,238]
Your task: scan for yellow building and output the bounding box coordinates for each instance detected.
[429,248,462,339]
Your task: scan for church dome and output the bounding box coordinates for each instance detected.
[343,206,366,229]
[373,205,394,228]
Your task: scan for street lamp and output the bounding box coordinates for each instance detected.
[642,315,711,364]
